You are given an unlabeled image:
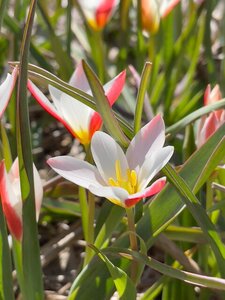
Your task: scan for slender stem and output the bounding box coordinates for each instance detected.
[91,30,105,82]
[12,239,25,296]
[81,144,95,266]
[126,207,138,283]
[83,191,95,266]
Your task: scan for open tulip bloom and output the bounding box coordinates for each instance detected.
[0,159,43,241]
[48,115,174,208]
[0,67,18,118]
[28,63,126,145]
[77,0,119,31]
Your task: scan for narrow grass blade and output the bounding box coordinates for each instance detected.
[134,62,152,134]
[110,248,225,291]
[16,0,44,298]
[0,0,8,29]
[166,98,225,135]
[82,60,130,147]
[162,163,225,277]
[90,245,136,300]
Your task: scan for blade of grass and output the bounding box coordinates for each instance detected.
[90,245,136,300]
[16,0,44,298]
[3,15,54,72]
[37,0,73,80]
[82,60,130,147]
[134,62,152,134]
[166,98,225,136]
[0,0,8,29]
[110,248,225,291]
[162,163,225,277]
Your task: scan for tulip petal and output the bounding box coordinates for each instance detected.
[89,184,129,207]
[96,0,117,28]
[0,67,18,118]
[126,115,165,171]
[125,177,166,207]
[47,156,105,188]
[78,0,100,10]
[103,70,126,106]
[9,158,43,221]
[33,165,43,220]
[198,112,218,147]
[91,131,129,183]
[160,0,180,18]
[0,161,22,241]
[68,62,91,93]
[49,84,95,143]
[204,84,222,106]
[138,146,174,190]
[28,80,77,137]
[89,112,102,138]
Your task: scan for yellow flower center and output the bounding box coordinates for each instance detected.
[75,129,90,145]
[108,160,138,195]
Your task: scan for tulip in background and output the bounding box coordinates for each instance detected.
[48,115,174,208]
[197,84,225,147]
[0,159,43,241]
[0,67,18,118]
[77,0,119,31]
[141,0,180,33]
[28,62,126,145]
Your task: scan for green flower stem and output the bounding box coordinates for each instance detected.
[90,30,105,82]
[12,239,25,297]
[83,191,95,266]
[126,207,138,283]
[81,144,95,266]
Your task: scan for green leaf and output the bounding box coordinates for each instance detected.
[94,204,125,249]
[16,0,44,298]
[134,62,152,134]
[0,0,7,29]
[108,248,225,291]
[82,60,130,147]
[162,163,225,277]
[90,245,136,300]
[166,98,225,136]
[37,1,73,80]
[43,198,81,217]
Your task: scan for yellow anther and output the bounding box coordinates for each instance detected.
[108,162,138,195]
[115,160,122,183]
[130,170,137,187]
[108,178,118,187]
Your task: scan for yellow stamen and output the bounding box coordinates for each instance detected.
[130,170,137,187]
[108,178,118,187]
[108,160,138,195]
